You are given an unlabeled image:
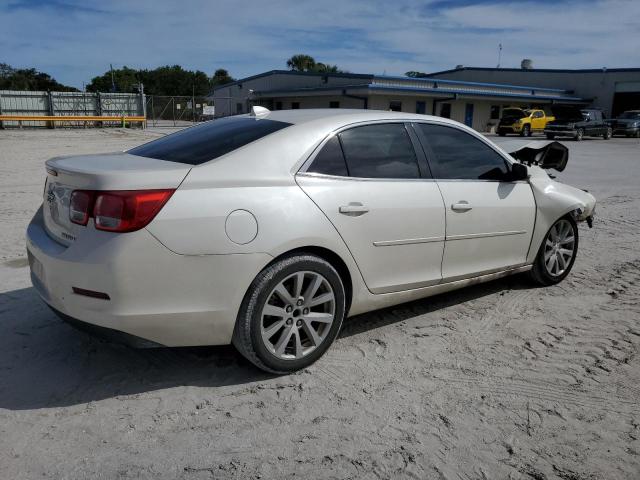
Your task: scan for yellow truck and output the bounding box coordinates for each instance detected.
[497,108,555,137]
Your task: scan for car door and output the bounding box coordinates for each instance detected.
[531,111,544,130]
[414,122,536,281]
[296,122,446,294]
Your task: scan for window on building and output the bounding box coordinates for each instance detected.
[417,123,509,181]
[306,136,349,176]
[339,124,420,179]
[490,105,500,120]
[439,103,451,119]
[416,101,426,115]
[389,101,402,112]
[291,102,300,109]
[236,103,243,114]
[329,101,340,109]
[275,101,283,110]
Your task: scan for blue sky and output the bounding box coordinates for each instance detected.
[1,0,638,89]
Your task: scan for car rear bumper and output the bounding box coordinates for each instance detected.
[26,206,272,347]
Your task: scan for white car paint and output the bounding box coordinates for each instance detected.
[26,109,596,348]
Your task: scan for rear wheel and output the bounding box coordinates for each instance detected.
[520,124,531,137]
[498,129,506,137]
[530,216,579,286]
[603,127,612,140]
[546,133,555,140]
[233,254,346,374]
[575,128,584,141]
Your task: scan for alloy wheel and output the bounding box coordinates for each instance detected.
[543,219,576,277]
[260,271,335,360]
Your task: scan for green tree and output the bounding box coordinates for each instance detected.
[286,54,343,73]
[286,54,317,72]
[86,65,213,96]
[0,63,77,91]
[211,68,234,87]
[405,71,429,78]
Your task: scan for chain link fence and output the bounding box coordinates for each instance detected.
[145,95,213,127]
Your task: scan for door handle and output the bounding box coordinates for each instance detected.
[451,201,472,212]
[339,202,369,216]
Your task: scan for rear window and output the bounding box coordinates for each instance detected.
[128,116,292,165]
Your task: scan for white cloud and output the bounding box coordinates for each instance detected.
[0,0,638,88]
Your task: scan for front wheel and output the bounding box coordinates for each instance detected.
[603,127,612,140]
[529,216,579,286]
[575,128,584,141]
[233,254,346,374]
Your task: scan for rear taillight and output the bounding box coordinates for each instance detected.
[70,190,94,226]
[69,189,174,233]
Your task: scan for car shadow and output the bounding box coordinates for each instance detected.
[0,274,533,410]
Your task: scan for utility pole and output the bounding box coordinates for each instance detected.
[110,64,116,92]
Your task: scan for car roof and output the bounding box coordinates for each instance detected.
[257,108,460,128]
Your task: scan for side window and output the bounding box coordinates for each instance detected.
[339,124,420,179]
[417,124,510,181]
[533,111,543,118]
[307,136,348,177]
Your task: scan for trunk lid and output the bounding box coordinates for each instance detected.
[43,153,190,246]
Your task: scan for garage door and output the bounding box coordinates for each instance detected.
[612,82,640,117]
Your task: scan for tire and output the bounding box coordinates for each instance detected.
[635,130,640,139]
[603,127,612,140]
[498,129,506,137]
[575,128,584,141]
[529,215,579,286]
[232,253,346,374]
[519,125,530,137]
[546,133,555,140]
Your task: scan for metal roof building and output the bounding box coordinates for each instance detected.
[427,66,640,118]
[211,70,588,132]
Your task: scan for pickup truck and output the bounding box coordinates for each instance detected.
[544,107,612,141]
[608,110,640,137]
[497,108,554,137]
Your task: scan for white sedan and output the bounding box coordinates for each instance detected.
[26,108,596,373]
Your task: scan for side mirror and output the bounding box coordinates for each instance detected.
[510,162,529,181]
[509,141,568,172]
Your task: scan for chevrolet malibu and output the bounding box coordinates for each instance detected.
[26,108,596,373]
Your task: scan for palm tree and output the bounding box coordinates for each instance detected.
[286,54,317,72]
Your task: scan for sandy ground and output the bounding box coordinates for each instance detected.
[0,127,639,479]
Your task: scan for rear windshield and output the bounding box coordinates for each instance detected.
[128,116,292,165]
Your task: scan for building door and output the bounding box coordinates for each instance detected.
[464,103,474,127]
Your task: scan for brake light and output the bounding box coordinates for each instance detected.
[68,189,174,232]
[70,190,94,226]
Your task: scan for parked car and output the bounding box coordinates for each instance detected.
[544,107,612,141]
[497,108,555,137]
[27,108,596,374]
[608,110,640,137]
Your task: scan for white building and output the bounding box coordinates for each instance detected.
[211,70,588,132]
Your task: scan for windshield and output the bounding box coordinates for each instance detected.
[502,108,524,118]
[128,116,292,165]
[552,106,583,121]
[619,111,640,119]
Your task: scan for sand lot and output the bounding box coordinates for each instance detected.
[0,128,639,479]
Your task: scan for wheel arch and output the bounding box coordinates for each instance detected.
[264,246,354,315]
